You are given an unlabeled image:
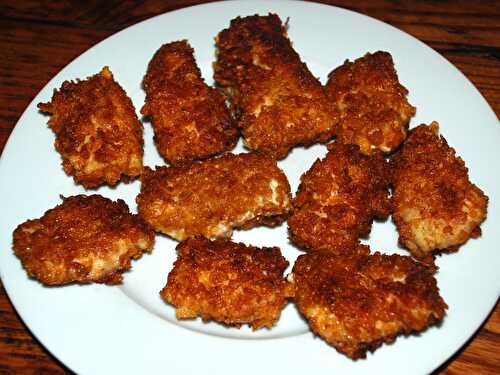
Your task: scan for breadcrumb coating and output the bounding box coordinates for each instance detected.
[38,67,144,188]
[391,122,488,258]
[136,152,292,240]
[12,195,154,285]
[325,51,415,155]
[161,237,291,329]
[214,14,338,159]
[291,251,447,359]
[141,41,238,165]
[288,142,391,254]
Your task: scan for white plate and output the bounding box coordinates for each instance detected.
[1,1,499,374]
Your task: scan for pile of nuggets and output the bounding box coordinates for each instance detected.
[13,14,488,359]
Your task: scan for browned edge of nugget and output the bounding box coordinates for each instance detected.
[141,40,238,165]
[325,51,416,155]
[214,14,338,159]
[291,250,447,359]
[288,142,391,254]
[390,122,488,258]
[160,236,292,329]
[136,152,292,241]
[38,67,144,188]
[12,195,155,285]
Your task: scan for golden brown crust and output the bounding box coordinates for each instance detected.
[291,251,447,359]
[214,14,338,159]
[12,195,155,285]
[288,143,391,254]
[38,67,144,188]
[136,152,292,240]
[325,51,416,155]
[141,41,238,165]
[161,237,291,329]
[391,122,488,258]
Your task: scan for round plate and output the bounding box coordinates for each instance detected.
[0,1,498,374]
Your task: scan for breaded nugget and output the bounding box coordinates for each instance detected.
[325,51,416,155]
[391,122,488,258]
[12,195,154,285]
[288,142,391,254]
[291,251,447,359]
[136,152,292,240]
[214,14,338,159]
[38,67,144,188]
[161,237,291,329]
[141,41,238,165]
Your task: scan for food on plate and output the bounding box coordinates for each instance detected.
[325,51,416,155]
[214,14,338,159]
[12,195,154,285]
[24,11,489,364]
[142,40,238,165]
[136,152,292,240]
[288,142,391,254]
[391,122,488,258]
[38,67,144,188]
[161,237,292,329]
[291,250,447,359]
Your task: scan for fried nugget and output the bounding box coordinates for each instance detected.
[214,14,338,159]
[288,143,391,254]
[141,41,238,165]
[38,67,144,188]
[391,122,488,258]
[291,251,447,359]
[161,237,291,329]
[325,51,416,155]
[136,152,292,240]
[12,195,154,285]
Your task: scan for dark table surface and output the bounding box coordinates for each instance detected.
[1,1,499,374]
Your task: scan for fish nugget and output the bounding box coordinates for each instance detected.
[161,237,291,329]
[325,51,416,155]
[136,152,292,240]
[141,41,238,165]
[12,195,154,285]
[38,67,144,188]
[288,143,391,254]
[391,122,488,258]
[291,251,447,359]
[214,14,338,159]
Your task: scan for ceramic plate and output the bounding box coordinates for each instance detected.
[0,1,498,374]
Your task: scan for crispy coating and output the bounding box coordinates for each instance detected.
[391,122,488,258]
[12,195,154,285]
[214,14,338,159]
[161,237,291,329]
[38,67,144,188]
[325,51,416,155]
[136,152,292,240]
[291,251,447,359]
[141,41,238,165]
[288,142,391,254]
